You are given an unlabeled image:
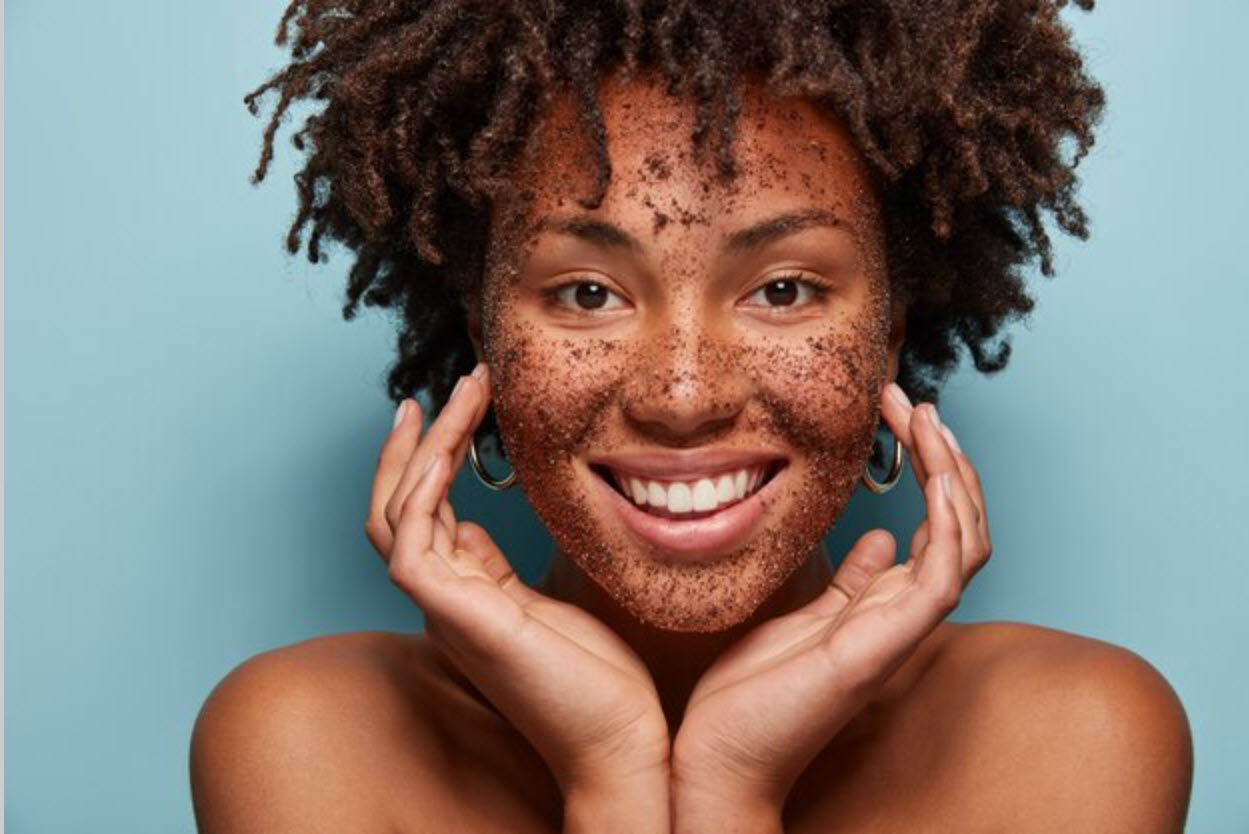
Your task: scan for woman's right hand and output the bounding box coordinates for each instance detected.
[364,364,670,823]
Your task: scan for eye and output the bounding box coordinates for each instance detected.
[549,279,629,313]
[741,274,829,310]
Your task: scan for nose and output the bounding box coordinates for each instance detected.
[620,314,752,444]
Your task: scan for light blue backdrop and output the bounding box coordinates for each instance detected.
[6,1,1247,830]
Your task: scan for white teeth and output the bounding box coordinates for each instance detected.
[668,482,693,512]
[613,465,773,515]
[692,479,718,511]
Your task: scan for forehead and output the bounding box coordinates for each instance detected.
[507,71,881,239]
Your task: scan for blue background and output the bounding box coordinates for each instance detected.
[6,1,1247,830]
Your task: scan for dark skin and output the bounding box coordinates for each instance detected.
[190,76,1193,833]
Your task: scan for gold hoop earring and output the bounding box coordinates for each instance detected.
[468,431,517,491]
[862,434,904,495]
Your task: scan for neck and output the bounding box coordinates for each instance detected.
[537,546,833,732]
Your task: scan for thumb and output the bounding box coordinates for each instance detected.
[454,521,539,603]
[799,529,897,619]
[830,529,897,601]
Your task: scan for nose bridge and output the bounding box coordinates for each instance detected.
[623,295,750,438]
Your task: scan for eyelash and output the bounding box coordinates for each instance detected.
[741,273,832,312]
[544,280,630,313]
[543,273,832,315]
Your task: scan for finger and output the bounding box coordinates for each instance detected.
[946,438,992,564]
[823,529,897,612]
[901,418,991,569]
[437,364,494,533]
[908,473,964,619]
[909,404,984,566]
[454,522,542,604]
[428,459,459,560]
[388,453,458,597]
[437,497,458,539]
[942,467,991,581]
[787,530,897,625]
[385,364,488,535]
[879,383,925,486]
[365,397,424,559]
[450,364,495,478]
[391,454,534,662]
[908,518,929,560]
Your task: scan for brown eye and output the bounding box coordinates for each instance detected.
[742,275,824,311]
[575,283,608,309]
[551,280,627,313]
[763,280,798,306]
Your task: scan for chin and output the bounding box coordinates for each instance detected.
[538,457,860,634]
[607,552,795,633]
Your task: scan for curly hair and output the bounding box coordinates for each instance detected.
[246,0,1104,444]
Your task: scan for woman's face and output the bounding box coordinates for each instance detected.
[479,73,901,632]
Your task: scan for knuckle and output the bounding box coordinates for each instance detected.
[400,489,422,520]
[387,556,416,591]
[364,512,387,541]
[363,520,382,551]
[909,405,928,433]
[934,582,962,614]
[386,490,406,520]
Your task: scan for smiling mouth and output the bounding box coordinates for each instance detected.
[590,460,787,521]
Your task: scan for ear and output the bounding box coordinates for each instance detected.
[885,297,907,383]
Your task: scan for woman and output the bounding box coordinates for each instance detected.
[191,1,1193,831]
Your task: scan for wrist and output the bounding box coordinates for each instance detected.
[670,763,783,834]
[670,781,782,834]
[562,768,671,834]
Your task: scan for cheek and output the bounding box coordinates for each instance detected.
[751,312,890,446]
[485,313,629,465]
[749,312,891,536]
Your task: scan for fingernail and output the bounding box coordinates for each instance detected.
[450,376,467,401]
[928,404,942,431]
[392,400,409,430]
[940,423,962,454]
[471,362,487,381]
[940,472,953,502]
[886,382,911,409]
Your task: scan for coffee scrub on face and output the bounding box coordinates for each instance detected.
[480,74,896,632]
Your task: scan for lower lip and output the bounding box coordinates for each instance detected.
[589,466,784,561]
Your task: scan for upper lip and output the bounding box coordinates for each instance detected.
[588,448,787,481]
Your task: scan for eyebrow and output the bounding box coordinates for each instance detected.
[723,209,847,252]
[536,209,848,254]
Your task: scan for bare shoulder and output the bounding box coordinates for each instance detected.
[189,631,559,834]
[946,621,1194,833]
[189,632,445,833]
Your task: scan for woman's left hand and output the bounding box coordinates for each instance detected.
[670,384,992,830]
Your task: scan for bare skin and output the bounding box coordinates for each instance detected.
[190,622,1190,832]
[191,73,1193,833]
